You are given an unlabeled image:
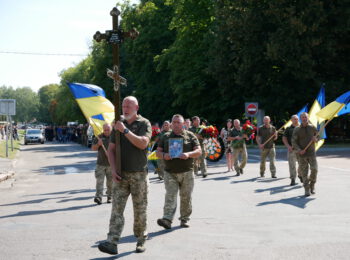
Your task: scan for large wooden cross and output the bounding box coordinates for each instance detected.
[93,7,138,178]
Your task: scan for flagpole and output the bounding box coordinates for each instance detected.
[90,119,109,157]
[261,125,284,147]
[301,116,336,152]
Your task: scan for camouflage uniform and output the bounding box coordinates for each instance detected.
[156,130,171,179]
[189,126,207,176]
[292,123,318,195]
[257,125,277,177]
[163,170,194,221]
[106,115,152,245]
[229,127,248,173]
[283,125,301,181]
[108,171,149,244]
[158,130,199,222]
[92,133,112,200]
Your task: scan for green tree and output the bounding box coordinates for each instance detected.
[0,86,39,123]
[37,84,60,124]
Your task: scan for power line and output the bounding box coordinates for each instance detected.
[0,51,88,57]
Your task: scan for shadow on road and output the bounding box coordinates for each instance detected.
[0,196,68,207]
[257,195,315,209]
[25,188,95,196]
[91,227,182,259]
[255,184,302,195]
[231,177,259,184]
[0,204,97,219]
[34,161,95,175]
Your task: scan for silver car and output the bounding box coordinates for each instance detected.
[24,129,45,145]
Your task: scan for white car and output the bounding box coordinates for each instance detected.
[24,129,45,145]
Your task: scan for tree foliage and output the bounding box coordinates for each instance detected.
[0,86,39,123]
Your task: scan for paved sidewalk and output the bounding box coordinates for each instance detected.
[0,157,15,182]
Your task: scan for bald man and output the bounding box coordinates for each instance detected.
[256,116,278,178]
[98,96,152,255]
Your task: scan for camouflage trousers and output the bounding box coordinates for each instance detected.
[260,148,276,176]
[194,144,207,175]
[157,159,165,179]
[107,171,148,245]
[94,165,112,199]
[163,170,194,222]
[233,145,247,172]
[299,155,318,190]
[287,150,301,180]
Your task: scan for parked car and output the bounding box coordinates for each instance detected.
[24,129,45,145]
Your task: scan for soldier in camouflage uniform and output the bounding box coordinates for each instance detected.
[256,116,278,178]
[282,115,302,186]
[189,116,207,178]
[91,123,112,204]
[98,96,152,255]
[156,114,201,229]
[292,112,318,197]
[227,119,248,176]
[155,121,171,180]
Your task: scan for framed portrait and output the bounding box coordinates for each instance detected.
[169,138,183,158]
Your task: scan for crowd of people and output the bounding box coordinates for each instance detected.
[0,124,19,141]
[89,95,319,256]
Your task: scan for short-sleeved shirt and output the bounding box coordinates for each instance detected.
[189,126,204,146]
[110,115,152,172]
[92,133,111,166]
[257,125,276,149]
[158,130,200,173]
[229,127,245,148]
[283,125,297,146]
[292,123,318,157]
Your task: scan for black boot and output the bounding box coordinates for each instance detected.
[290,179,296,186]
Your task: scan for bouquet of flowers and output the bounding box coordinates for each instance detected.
[231,120,256,149]
[198,125,219,138]
[151,125,161,141]
[242,120,257,140]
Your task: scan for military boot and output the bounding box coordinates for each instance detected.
[310,183,316,194]
[290,179,296,186]
[157,218,172,229]
[98,241,118,255]
[136,239,146,253]
[304,187,311,197]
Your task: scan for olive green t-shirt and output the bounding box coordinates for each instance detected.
[92,133,110,166]
[292,123,317,157]
[283,125,296,146]
[189,126,204,146]
[229,127,245,148]
[257,125,276,149]
[158,130,200,173]
[110,115,152,172]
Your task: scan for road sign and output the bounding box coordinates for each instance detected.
[245,102,258,116]
[0,99,16,116]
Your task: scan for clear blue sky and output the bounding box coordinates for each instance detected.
[0,0,138,92]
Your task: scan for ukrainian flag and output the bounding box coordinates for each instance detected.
[308,85,326,151]
[317,90,350,120]
[68,83,114,136]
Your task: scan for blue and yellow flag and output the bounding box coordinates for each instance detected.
[308,85,326,151]
[317,90,350,120]
[68,83,114,136]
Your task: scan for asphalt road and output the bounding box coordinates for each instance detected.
[0,142,349,260]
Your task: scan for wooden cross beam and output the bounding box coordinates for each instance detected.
[93,6,139,179]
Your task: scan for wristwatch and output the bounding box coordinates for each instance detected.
[123,128,130,134]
